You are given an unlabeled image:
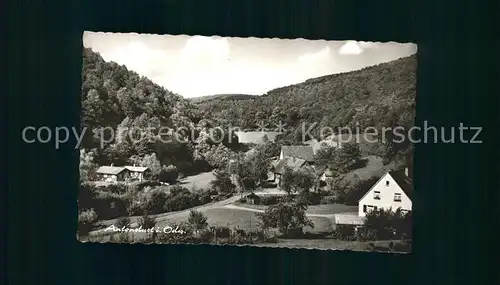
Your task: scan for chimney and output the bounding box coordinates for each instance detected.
[405,167,409,177]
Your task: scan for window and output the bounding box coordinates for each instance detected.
[363,205,367,213]
[394,193,402,202]
[373,191,381,200]
[386,181,390,186]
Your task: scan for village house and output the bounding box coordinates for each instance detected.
[124,165,150,182]
[333,167,413,227]
[273,157,313,187]
[358,168,412,217]
[95,165,130,183]
[95,164,150,183]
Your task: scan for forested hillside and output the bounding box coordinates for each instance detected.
[81,48,212,176]
[190,94,258,103]
[197,54,417,162]
[81,48,415,177]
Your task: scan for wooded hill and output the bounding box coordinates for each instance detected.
[81,48,416,174]
[197,54,416,135]
[196,55,417,162]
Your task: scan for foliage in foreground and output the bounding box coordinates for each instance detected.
[256,202,313,237]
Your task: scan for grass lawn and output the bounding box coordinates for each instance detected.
[306,217,333,233]
[156,207,334,233]
[178,171,216,191]
[232,202,358,215]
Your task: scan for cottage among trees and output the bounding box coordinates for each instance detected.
[95,164,150,183]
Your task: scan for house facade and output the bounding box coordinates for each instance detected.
[95,166,130,182]
[124,165,149,182]
[95,165,150,183]
[358,169,412,217]
[273,157,309,186]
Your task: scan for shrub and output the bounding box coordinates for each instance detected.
[116,232,132,243]
[142,189,168,215]
[163,186,203,212]
[91,191,131,220]
[320,195,337,204]
[211,226,231,238]
[295,191,322,205]
[159,165,179,184]
[332,225,357,240]
[356,208,412,241]
[126,202,143,216]
[136,180,161,191]
[198,190,213,205]
[259,195,282,205]
[116,216,131,228]
[210,169,236,194]
[105,183,127,194]
[257,202,313,236]
[78,208,98,236]
[138,215,156,229]
[197,229,214,243]
[188,210,208,231]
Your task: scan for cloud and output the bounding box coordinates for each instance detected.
[338,41,364,55]
[101,41,170,80]
[298,46,331,63]
[178,36,230,65]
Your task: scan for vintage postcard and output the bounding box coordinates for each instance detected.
[78,31,416,253]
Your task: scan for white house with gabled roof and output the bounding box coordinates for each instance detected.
[358,168,413,217]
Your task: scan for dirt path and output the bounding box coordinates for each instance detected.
[91,194,243,235]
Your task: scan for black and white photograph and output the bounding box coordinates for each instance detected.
[78,31,416,253]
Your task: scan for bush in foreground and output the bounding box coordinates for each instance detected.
[257,202,313,238]
[78,208,99,236]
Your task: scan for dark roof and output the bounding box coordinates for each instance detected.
[96,166,127,175]
[389,169,413,198]
[274,157,307,175]
[281,146,315,162]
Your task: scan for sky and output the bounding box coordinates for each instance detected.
[83,31,417,98]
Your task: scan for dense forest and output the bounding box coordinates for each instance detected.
[195,54,417,162]
[81,48,416,178]
[81,48,238,177]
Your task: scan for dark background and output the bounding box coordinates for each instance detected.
[5,0,498,284]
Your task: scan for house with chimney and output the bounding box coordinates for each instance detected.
[358,167,413,217]
[95,165,130,183]
[95,164,150,183]
[334,167,413,227]
[124,165,150,182]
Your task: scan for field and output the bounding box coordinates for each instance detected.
[178,171,216,190]
[231,203,357,215]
